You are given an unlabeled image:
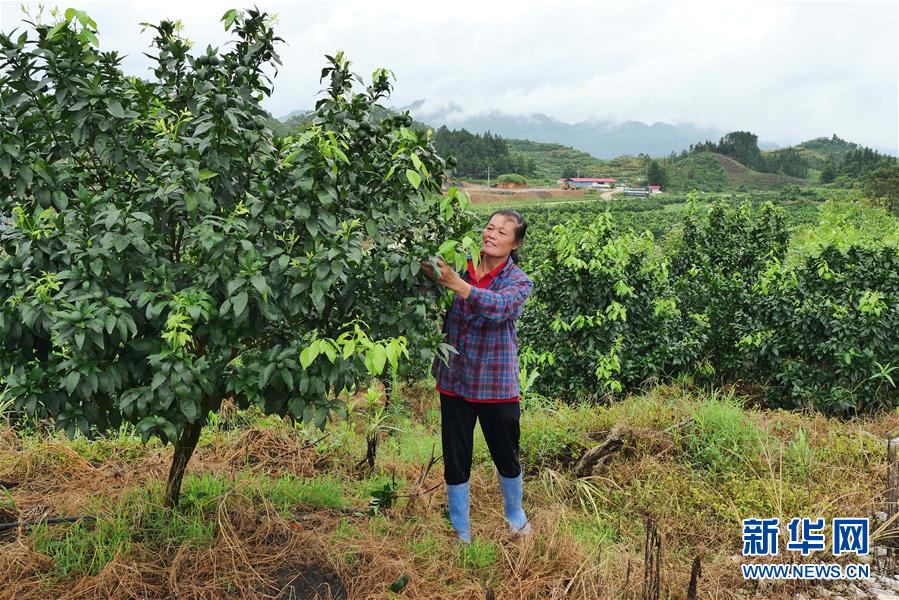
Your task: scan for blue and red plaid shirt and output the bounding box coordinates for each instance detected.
[432,253,533,403]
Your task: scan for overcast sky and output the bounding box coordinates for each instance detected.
[1,1,896,152]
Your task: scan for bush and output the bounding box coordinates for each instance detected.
[518,211,709,400]
[497,173,527,186]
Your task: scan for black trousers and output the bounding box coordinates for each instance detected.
[440,393,522,485]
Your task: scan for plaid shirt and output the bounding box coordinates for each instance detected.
[432,254,533,403]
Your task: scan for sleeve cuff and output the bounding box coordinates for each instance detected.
[463,285,482,307]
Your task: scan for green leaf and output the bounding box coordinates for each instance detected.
[199,169,218,181]
[64,371,80,395]
[107,100,125,119]
[314,406,328,430]
[46,21,67,40]
[321,341,336,363]
[182,398,199,422]
[232,291,248,317]
[300,341,320,369]
[389,575,410,594]
[184,192,200,214]
[280,368,294,389]
[311,286,325,314]
[251,274,267,297]
[405,169,421,189]
[371,345,387,375]
[222,8,239,30]
[438,240,457,259]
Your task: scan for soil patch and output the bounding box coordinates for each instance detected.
[271,561,347,600]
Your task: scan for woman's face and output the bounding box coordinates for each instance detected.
[482,214,520,259]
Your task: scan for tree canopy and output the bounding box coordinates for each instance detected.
[0,8,475,506]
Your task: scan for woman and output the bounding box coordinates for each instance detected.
[420,209,533,543]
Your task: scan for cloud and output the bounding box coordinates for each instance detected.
[1,0,895,151]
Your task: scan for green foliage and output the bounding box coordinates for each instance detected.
[496,173,527,186]
[678,391,767,474]
[820,160,837,184]
[518,211,709,399]
[31,514,133,579]
[432,127,519,179]
[838,146,895,180]
[510,194,895,414]
[764,148,809,178]
[684,131,766,171]
[0,9,475,502]
[505,138,644,185]
[264,474,345,512]
[672,131,894,186]
[456,538,500,571]
[645,159,667,187]
[520,405,590,472]
[863,164,899,214]
[667,153,728,191]
[789,199,899,262]
[797,134,862,166]
[31,474,224,579]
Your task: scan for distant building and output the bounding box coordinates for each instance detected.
[623,186,651,197]
[649,185,662,193]
[558,177,617,188]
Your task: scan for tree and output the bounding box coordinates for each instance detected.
[863,165,899,214]
[431,127,514,180]
[561,164,578,179]
[820,160,837,184]
[0,9,474,507]
[646,160,668,187]
[715,131,765,171]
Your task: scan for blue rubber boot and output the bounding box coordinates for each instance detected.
[498,472,532,534]
[446,481,472,543]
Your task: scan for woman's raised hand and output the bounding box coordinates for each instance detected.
[420,258,462,289]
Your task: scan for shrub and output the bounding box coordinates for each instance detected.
[497,173,527,186]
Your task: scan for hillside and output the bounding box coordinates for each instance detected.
[760,135,862,175]
[505,139,646,183]
[796,135,866,164]
[668,152,808,191]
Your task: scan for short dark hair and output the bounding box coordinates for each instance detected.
[488,209,527,263]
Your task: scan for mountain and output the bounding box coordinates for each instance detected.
[401,101,780,159]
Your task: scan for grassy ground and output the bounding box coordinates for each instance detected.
[0,380,895,599]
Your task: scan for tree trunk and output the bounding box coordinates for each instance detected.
[164,416,207,509]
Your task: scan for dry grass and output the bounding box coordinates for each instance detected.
[0,383,896,599]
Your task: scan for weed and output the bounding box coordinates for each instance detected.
[679,390,768,474]
[457,538,499,571]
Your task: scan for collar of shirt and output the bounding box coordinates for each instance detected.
[466,252,510,289]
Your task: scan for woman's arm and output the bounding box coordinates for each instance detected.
[461,277,533,322]
[420,258,533,322]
